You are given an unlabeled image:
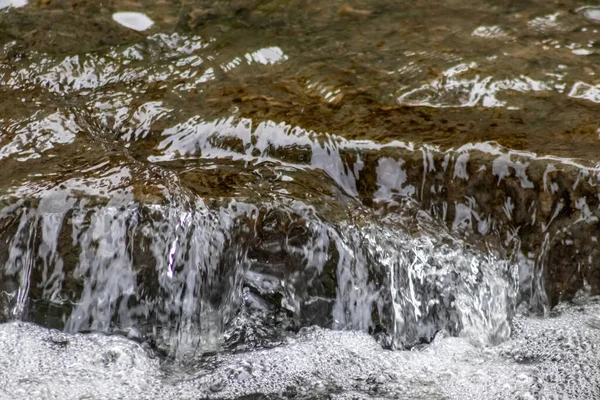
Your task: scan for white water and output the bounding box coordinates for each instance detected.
[2,297,600,399]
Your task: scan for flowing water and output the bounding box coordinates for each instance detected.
[1,0,600,398]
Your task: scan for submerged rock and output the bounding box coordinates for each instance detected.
[2,0,600,358]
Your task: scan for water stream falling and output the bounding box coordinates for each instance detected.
[0,120,532,355]
[2,0,600,398]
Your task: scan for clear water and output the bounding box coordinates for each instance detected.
[1,0,600,398]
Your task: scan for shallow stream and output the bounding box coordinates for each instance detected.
[2,0,600,398]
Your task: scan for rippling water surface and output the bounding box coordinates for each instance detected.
[2,0,600,398]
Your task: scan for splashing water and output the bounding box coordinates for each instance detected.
[2,0,600,398]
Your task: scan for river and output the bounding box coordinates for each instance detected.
[1,0,600,398]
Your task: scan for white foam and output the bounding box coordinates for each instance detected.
[0,0,26,10]
[112,12,154,32]
[4,299,600,399]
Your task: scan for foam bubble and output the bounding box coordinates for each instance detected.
[3,300,600,399]
[112,12,154,32]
